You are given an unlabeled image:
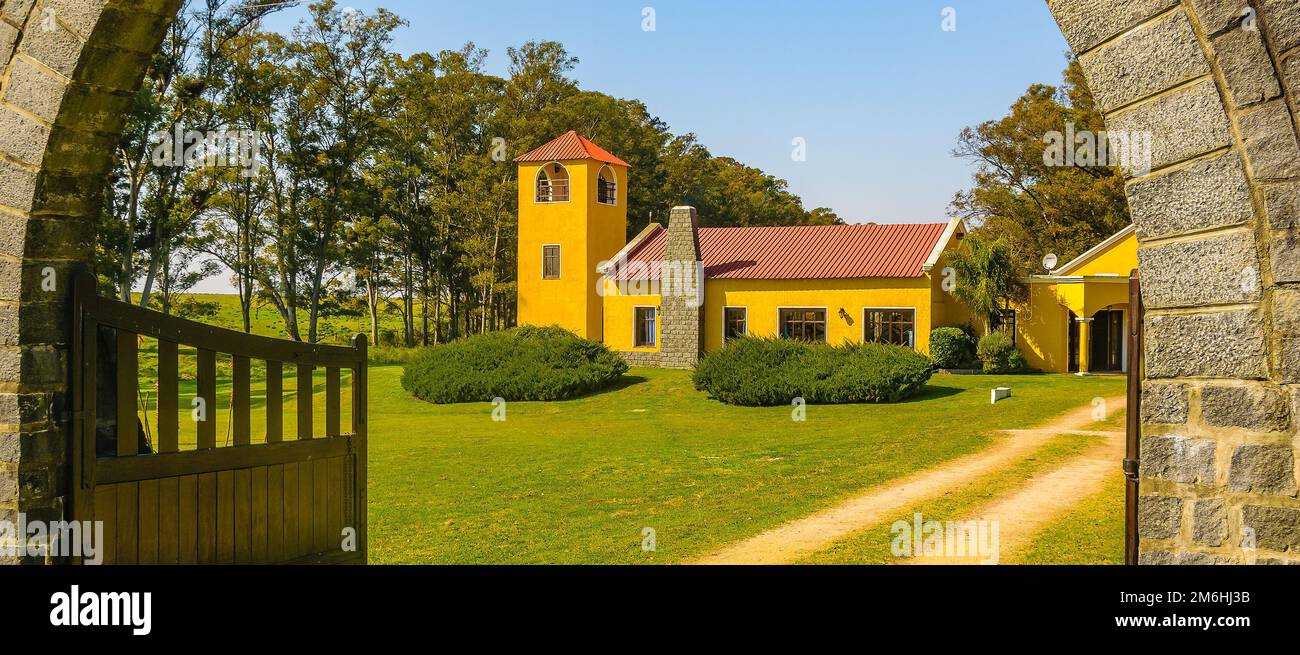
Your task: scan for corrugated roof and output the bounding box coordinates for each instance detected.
[514,131,630,167]
[608,222,949,281]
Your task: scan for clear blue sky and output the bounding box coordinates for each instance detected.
[191,1,1072,292]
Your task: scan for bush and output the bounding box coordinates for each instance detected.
[929,326,978,369]
[401,326,628,403]
[976,332,1025,374]
[692,337,935,406]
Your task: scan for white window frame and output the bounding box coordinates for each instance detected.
[861,306,917,350]
[776,306,830,343]
[722,306,748,342]
[633,305,658,348]
[535,162,571,204]
[596,164,618,206]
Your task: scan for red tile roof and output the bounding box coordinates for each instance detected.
[607,222,949,281]
[514,131,630,167]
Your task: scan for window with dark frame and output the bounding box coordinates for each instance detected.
[535,164,570,203]
[542,245,561,280]
[634,307,657,347]
[992,308,1017,341]
[597,168,617,205]
[779,308,827,342]
[724,307,747,342]
[863,308,916,348]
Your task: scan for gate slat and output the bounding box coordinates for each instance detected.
[313,458,328,552]
[217,470,235,564]
[196,349,217,450]
[137,479,158,565]
[158,477,179,565]
[232,355,251,446]
[116,482,138,564]
[298,461,313,556]
[267,464,284,561]
[196,472,216,564]
[116,332,138,457]
[178,475,197,564]
[157,340,178,453]
[297,365,313,440]
[326,367,340,437]
[251,466,268,563]
[266,361,283,443]
[95,486,117,565]
[283,463,299,557]
[327,456,343,555]
[234,468,252,563]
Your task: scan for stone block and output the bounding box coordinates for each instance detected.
[1212,27,1281,107]
[1107,78,1232,173]
[1126,152,1252,240]
[1241,504,1300,551]
[1192,498,1228,546]
[1139,495,1182,539]
[1259,0,1300,53]
[1145,310,1267,379]
[1136,231,1261,308]
[1189,0,1251,34]
[1141,434,1217,485]
[1228,443,1297,495]
[1239,100,1300,179]
[1141,382,1189,424]
[1079,10,1207,112]
[1202,384,1291,431]
[1263,181,1299,230]
[1047,0,1179,53]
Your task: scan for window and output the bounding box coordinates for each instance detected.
[535,163,570,203]
[779,308,827,342]
[991,308,1017,341]
[863,309,916,348]
[597,166,617,205]
[724,307,747,342]
[634,307,657,347]
[542,245,561,280]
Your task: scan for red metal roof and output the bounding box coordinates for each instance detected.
[514,131,630,167]
[608,222,949,280]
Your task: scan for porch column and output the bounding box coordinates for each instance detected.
[1076,317,1093,375]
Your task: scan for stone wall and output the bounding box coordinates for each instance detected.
[0,0,181,563]
[616,350,662,368]
[1051,0,1300,563]
[658,206,704,369]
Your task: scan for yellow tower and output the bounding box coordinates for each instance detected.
[515,132,629,340]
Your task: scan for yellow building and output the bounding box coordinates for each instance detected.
[1015,225,1138,374]
[515,132,1137,373]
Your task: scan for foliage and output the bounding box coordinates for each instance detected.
[950,58,1130,280]
[946,233,1021,334]
[976,331,1024,374]
[929,326,978,369]
[692,337,934,406]
[401,326,628,403]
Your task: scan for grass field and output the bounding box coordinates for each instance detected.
[132,293,1127,564]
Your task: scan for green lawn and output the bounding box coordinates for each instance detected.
[365,368,1124,563]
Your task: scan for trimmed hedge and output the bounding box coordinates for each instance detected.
[976,331,1027,374]
[930,326,978,369]
[401,326,628,403]
[692,337,935,406]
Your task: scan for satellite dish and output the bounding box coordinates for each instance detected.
[1042,253,1058,272]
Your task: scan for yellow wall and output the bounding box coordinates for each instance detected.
[601,275,948,355]
[1062,229,1137,277]
[517,160,628,340]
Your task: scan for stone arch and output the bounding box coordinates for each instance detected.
[0,0,1295,563]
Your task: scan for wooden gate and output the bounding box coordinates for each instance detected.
[1124,269,1143,565]
[69,274,367,564]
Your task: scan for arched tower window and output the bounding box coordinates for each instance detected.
[535,163,570,203]
[597,165,618,205]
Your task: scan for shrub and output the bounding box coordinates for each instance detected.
[692,337,935,406]
[976,332,1024,374]
[401,325,628,403]
[929,326,978,369]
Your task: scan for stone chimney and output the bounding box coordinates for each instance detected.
[660,206,704,368]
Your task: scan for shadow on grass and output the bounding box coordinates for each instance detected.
[897,384,964,403]
[554,374,651,401]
